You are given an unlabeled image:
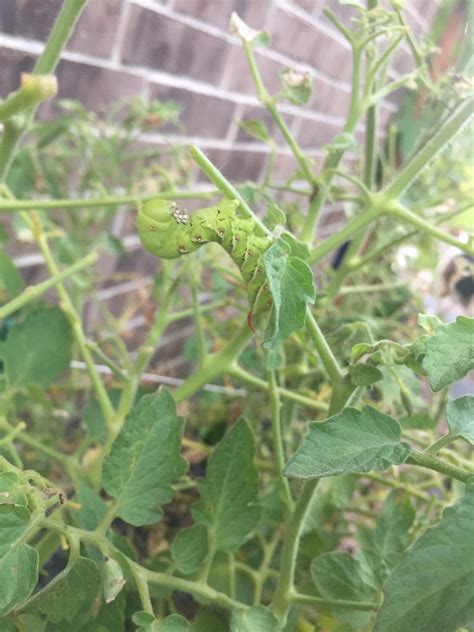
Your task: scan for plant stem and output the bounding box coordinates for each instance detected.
[241,41,316,186]
[0,418,79,473]
[0,74,57,123]
[191,273,207,365]
[291,591,379,611]
[305,310,344,386]
[408,452,473,484]
[383,97,474,200]
[190,145,271,236]
[0,189,218,212]
[308,206,380,264]
[116,280,172,424]
[351,203,473,271]
[0,252,97,320]
[131,567,154,615]
[0,0,87,182]
[271,321,348,626]
[389,202,473,254]
[271,478,319,623]
[268,369,293,510]
[173,322,254,403]
[299,46,363,243]
[425,433,456,455]
[27,211,116,429]
[229,363,328,411]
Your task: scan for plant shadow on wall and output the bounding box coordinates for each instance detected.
[0,1,473,631]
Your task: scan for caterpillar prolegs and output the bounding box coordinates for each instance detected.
[136,198,273,325]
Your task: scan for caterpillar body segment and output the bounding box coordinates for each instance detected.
[137,198,273,316]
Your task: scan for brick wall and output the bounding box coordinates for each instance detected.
[0,0,441,189]
[0,1,444,376]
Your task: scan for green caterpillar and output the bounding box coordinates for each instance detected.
[136,198,273,324]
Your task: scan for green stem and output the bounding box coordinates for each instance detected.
[241,41,316,186]
[191,273,207,366]
[425,433,455,456]
[0,0,87,182]
[305,309,344,386]
[27,211,116,429]
[351,203,474,271]
[173,322,254,403]
[190,145,271,236]
[308,206,380,264]
[268,369,293,510]
[116,275,173,424]
[291,591,379,611]
[0,252,97,320]
[383,97,474,200]
[0,419,79,473]
[390,203,473,255]
[131,566,154,615]
[271,324,349,625]
[271,479,319,623]
[0,189,218,212]
[408,452,473,484]
[299,46,363,243]
[0,74,57,123]
[229,363,327,412]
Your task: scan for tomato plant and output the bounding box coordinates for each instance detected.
[0,1,473,631]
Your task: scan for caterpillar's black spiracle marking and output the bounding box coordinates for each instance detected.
[137,198,273,321]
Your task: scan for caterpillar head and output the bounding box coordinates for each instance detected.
[136,199,188,259]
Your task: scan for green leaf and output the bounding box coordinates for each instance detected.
[447,395,474,445]
[2,306,73,388]
[193,418,260,552]
[399,413,437,430]
[358,490,415,586]
[263,203,286,230]
[237,119,270,142]
[102,391,187,526]
[375,481,474,632]
[0,504,31,552]
[284,406,412,479]
[0,542,38,615]
[279,69,312,105]
[24,557,100,623]
[348,364,384,386]
[102,557,125,603]
[0,252,25,302]
[230,605,279,631]
[134,612,190,632]
[311,551,375,602]
[326,132,359,152]
[262,238,316,349]
[0,471,28,506]
[170,523,208,575]
[422,316,474,391]
[418,313,443,335]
